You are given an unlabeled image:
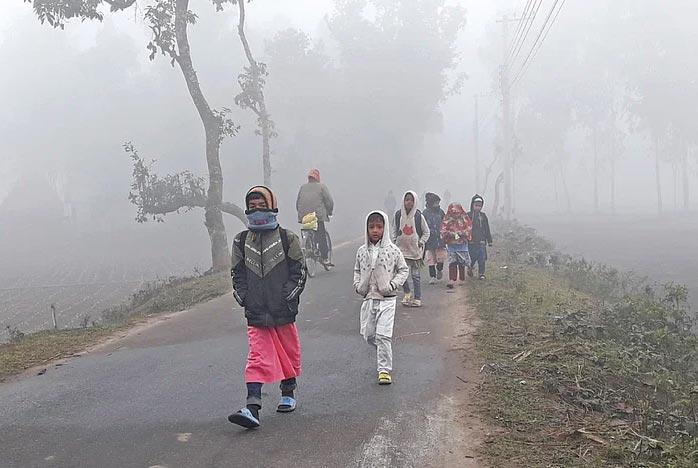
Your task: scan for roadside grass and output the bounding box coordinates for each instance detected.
[0,272,230,381]
[471,222,698,467]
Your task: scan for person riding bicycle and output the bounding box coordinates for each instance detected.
[296,169,334,266]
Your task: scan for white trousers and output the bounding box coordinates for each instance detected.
[360,298,395,373]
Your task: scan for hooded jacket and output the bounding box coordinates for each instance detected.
[296,180,334,222]
[231,227,307,327]
[423,193,446,250]
[354,211,410,300]
[467,194,493,245]
[392,191,431,260]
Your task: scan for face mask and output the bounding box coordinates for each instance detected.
[246,210,279,231]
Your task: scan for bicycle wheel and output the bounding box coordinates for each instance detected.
[303,232,317,278]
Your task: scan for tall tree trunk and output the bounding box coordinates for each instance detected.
[237,0,273,187]
[610,158,616,215]
[683,144,690,210]
[593,127,599,213]
[493,171,504,218]
[175,0,232,271]
[559,159,571,213]
[654,134,663,214]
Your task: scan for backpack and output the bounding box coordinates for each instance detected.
[239,228,291,259]
[395,210,423,237]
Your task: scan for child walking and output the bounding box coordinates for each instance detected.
[423,192,447,284]
[229,186,307,429]
[467,194,493,280]
[440,203,472,289]
[393,191,430,307]
[354,211,409,385]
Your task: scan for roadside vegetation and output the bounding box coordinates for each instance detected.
[472,221,698,467]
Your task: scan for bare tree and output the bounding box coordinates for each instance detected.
[25,0,247,271]
[231,0,275,187]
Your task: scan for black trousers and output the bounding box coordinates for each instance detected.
[316,221,329,260]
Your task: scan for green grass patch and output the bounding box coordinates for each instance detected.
[1,271,231,381]
[471,222,698,467]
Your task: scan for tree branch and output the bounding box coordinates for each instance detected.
[221,202,246,222]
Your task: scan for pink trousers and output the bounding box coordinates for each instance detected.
[245,323,302,383]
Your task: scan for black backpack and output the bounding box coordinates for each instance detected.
[395,210,423,237]
[239,228,291,259]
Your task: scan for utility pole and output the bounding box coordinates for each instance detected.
[496,13,532,219]
[473,94,480,193]
[498,14,513,220]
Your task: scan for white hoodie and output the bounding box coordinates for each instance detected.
[353,211,409,301]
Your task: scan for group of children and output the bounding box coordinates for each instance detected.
[228,185,493,429]
[352,191,493,387]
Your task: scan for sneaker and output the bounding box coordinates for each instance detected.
[402,293,412,306]
[446,282,455,290]
[428,277,437,285]
[228,408,260,429]
[459,279,466,286]
[411,299,422,307]
[479,274,487,280]
[378,372,392,385]
[436,270,444,280]
[467,267,474,278]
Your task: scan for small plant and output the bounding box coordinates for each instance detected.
[5,325,25,344]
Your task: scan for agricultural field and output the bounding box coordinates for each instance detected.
[0,222,211,339]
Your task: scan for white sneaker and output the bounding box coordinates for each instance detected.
[428,277,437,285]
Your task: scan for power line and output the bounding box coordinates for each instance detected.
[507,0,534,65]
[511,0,567,88]
[506,0,544,72]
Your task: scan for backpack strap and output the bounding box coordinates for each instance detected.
[279,228,290,256]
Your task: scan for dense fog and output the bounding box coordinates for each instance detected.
[2,0,697,334]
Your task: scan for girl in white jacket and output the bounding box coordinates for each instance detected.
[354,211,410,385]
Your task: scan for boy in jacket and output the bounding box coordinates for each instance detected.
[467,194,493,280]
[229,186,307,429]
[423,192,447,284]
[354,211,409,385]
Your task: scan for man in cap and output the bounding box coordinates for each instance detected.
[296,169,335,266]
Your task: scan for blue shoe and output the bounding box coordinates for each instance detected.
[276,396,297,413]
[228,408,260,429]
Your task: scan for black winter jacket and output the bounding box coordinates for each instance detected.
[468,194,493,245]
[231,228,307,327]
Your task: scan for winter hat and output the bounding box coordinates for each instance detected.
[245,185,278,213]
[425,192,441,206]
[308,169,321,181]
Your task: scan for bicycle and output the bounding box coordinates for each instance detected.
[300,227,333,278]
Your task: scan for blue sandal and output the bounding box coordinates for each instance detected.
[276,396,297,413]
[228,408,260,429]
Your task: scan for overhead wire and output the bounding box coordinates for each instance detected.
[506,0,534,66]
[510,0,567,88]
[506,0,544,72]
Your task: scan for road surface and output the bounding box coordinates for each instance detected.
[0,242,484,468]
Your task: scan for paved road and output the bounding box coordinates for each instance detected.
[0,242,483,468]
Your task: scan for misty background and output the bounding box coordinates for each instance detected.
[2,0,697,336]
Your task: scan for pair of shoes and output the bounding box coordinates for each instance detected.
[378,372,392,385]
[428,277,437,285]
[446,282,455,290]
[436,270,444,280]
[479,275,487,280]
[467,267,474,278]
[402,293,412,306]
[410,299,422,308]
[228,408,260,429]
